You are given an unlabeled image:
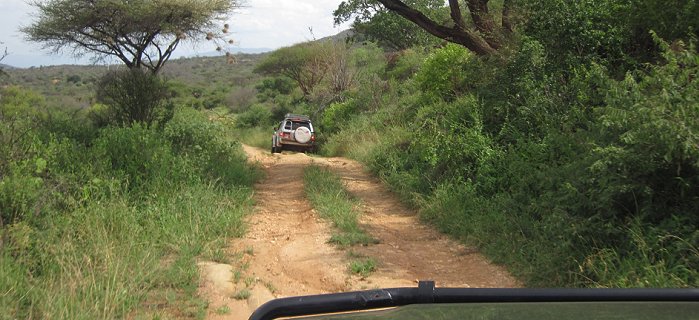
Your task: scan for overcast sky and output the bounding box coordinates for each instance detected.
[0,0,350,68]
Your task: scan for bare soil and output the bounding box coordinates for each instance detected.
[197,146,520,320]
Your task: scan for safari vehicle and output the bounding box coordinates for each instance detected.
[249,281,699,320]
[272,113,316,153]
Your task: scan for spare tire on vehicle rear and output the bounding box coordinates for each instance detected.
[294,127,312,143]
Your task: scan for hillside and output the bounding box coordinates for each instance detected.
[1,53,265,110]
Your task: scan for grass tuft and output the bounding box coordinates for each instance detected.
[233,289,251,300]
[215,306,231,315]
[303,165,376,247]
[349,258,377,278]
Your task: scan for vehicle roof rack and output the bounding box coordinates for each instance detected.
[284,113,311,121]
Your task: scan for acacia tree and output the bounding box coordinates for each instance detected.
[375,0,514,55]
[254,42,331,96]
[22,0,238,74]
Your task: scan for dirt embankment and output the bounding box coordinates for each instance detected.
[197,146,519,320]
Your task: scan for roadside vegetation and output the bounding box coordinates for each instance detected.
[1,1,260,315]
[0,87,260,317]
[252,1,699,288]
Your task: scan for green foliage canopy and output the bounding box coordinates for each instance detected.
[522,0,699,70]
[334,0,446,50]
[373,0,514,55]
[253,42,331,96]
[22,0,239,74]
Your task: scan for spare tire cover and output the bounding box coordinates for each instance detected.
[294,127,312,143]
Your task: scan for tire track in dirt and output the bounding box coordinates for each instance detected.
[315,157,519,288]
[197,146,519,320]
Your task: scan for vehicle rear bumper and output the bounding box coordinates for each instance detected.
[280,140,315,147]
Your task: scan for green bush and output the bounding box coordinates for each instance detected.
[582,219,699,288]
[95,68,174,127]
[410,96,496,183]
[385,48,425,80]
[592,42,699,222]
[415,44,474,99]
[93,124,185,190]
[236,104,272,128]
[165,107,260,187]
[522,0,633,70]
[0,166,44,224]
[321,99,359,133]
[256,77,295,103]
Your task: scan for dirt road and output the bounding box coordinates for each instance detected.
[197,146,519,319]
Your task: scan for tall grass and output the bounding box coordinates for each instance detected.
[0,98,259,318]
[234,127,272,150]
[303,165,376,246]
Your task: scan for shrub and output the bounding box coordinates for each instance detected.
[91,124,184,190]
[522,0,633,70]
[591,41,699,223]
[385,48,425,80]
[165,107,260,187]
[236,104,272,128]
[414,44,474,99]
[95,68,174,127]
[321,99,358,133]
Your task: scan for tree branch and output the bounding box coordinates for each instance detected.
[376,0,496,55]
[153,38,179,74]
[448,0,466,30]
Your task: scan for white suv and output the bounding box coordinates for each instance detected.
[272,114,316,153]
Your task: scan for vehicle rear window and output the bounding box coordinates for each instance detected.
[290,121,311,130]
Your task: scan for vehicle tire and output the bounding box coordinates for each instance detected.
[294,127,312,144]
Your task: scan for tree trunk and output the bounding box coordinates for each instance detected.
[466,0,501,49]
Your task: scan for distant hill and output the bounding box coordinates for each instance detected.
[316,29,355,43]
[0,63,16,70]
[2,53,266,110]
[178,47,272,59]
[2,48,271,69]
[233,47,272,54]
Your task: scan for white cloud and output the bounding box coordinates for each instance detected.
[227,0,348,49]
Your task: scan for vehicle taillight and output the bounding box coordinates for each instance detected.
[311,134,316,142]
